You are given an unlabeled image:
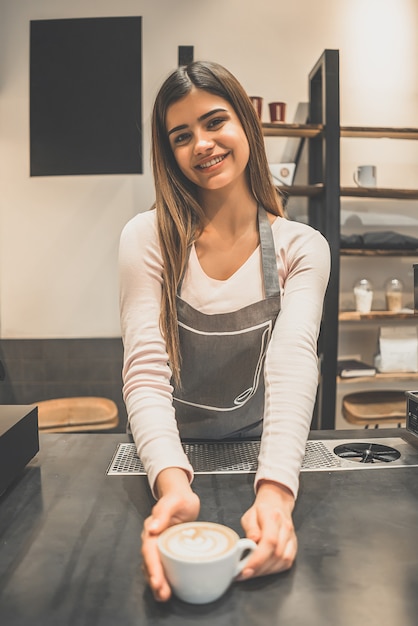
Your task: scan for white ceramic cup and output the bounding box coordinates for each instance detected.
[353,165,377,187]
[157,521,257,604]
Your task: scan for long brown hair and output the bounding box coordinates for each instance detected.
[151,61,284,385]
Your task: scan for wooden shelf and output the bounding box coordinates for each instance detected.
[341,248,418,257]
[341,126,418,140]
[340,187,418,199]
[339,310,416,321]
[338,371,418,384]
[262,123,323,138]
[263,125,418,140]
[276,184,324,197]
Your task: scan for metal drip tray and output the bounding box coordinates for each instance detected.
[107,437,418,475]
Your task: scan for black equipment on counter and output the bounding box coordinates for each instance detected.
[406,391,418,439]
[0,405,39,496]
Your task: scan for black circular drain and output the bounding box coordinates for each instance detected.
[333,442,401,464]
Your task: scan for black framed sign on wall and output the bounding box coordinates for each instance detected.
[30,16,142,176]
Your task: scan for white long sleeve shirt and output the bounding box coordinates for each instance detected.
[119,209,330,498]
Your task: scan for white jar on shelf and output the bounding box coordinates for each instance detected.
[353,279,373,313]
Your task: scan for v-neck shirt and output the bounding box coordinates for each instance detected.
[183,216,280,313]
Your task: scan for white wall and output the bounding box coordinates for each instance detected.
[0,0,417,338]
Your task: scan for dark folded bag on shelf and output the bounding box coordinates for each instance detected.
[341,230,418,249]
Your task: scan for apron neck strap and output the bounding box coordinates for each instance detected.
[258,206,281,298]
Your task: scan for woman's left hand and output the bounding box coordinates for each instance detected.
[239,480,297,579]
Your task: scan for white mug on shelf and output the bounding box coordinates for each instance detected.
[353,165,377,188]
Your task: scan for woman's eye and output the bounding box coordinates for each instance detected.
[207,117,225,130]
[173,132,190,145]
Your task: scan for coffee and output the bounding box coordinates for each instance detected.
[159,522,235,561]
[157,521,257,604]
[385,278,403,312]
[386,291,402,312]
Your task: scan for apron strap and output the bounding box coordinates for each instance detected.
[177,206,281,298]
[258,206,281,298]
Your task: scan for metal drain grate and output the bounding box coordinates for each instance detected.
[108,442,145,474]
[107,440,343,475]
[301,440,342,470]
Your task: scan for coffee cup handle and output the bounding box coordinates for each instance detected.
[353,169,360,186]
[234,538,257,577]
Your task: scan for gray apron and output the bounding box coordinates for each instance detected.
[173,206,281,440]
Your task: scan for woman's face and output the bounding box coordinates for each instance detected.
[165,87,250,192]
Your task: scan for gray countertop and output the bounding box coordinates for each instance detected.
[1,427,418,626]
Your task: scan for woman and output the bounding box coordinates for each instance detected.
[119,61,330,601]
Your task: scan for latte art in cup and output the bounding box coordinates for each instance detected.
[157,521,257,604]
[159,522,235,561]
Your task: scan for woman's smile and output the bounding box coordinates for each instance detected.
[195,152,229,171]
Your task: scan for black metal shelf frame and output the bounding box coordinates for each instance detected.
[262,50,340,429]
[307,50,340,429]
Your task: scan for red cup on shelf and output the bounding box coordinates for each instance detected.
[249,96,263,119]
[269,102,286,123]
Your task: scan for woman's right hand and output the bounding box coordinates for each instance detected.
[141,468,200,602]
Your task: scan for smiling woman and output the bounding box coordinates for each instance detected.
[149,62,285,384]
[118,60,330,602]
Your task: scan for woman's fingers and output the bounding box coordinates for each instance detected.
[241,509,280,576]
[145,498,176,534]
[240,507,262,543]
[241,530,296,579]
[252,523,297,577]
[239,491,297,580]
[141,520,172,601]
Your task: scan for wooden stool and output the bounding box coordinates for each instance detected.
[342,390,406,429]
[36,397,119,433]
